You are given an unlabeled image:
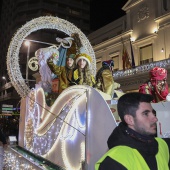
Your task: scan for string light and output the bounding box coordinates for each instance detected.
[21,86,88,169]
[7,16,96,98]
[4,148,39,169]
[4,9,100,164]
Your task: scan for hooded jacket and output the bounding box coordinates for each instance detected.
[96,122,170,170]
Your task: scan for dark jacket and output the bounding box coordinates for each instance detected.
[98,122,170,170]
[0,130,7,145]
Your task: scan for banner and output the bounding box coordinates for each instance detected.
[122,43,131,70]
[130,40,135,68]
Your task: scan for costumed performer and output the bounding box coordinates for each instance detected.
[72,47,96,87]
[139,67,169,103]
[47,53,76,94]
[95,60,121,98]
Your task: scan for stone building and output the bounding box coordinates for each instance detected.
[88,0,170,92]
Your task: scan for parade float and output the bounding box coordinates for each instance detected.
[4,16,118,170]
[4,15,170,170]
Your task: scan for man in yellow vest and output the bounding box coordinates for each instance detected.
[95,92,170,170]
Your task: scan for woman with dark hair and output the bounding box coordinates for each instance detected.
[72,52,96,87]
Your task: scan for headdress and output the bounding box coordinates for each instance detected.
[102,60,114,67]
[67,54,75,60]
[75,53,92,66]
[149,67,167,81]
[75,47,92,66]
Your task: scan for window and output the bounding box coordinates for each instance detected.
[140,44,153,65]
[69,8,80,16]
[163,0,168,11]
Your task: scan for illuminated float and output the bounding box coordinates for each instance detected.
[5,16,170,170]
[6,16,118,170]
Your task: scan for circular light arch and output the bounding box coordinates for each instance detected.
[7,16,96,97]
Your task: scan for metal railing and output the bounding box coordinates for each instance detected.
[113,58,170,79]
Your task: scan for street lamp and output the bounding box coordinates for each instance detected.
[2,76,6,84]
[24,40,31,85]
[2,76,6,101]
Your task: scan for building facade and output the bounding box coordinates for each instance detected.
[88,0,170,92]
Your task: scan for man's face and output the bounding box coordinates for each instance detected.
[131,102,158,136]
[78,59,87,69]
[66,58,74,67]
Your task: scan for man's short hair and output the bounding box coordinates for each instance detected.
[117,92,154,123]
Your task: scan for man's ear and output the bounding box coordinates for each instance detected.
[124,114,134,126]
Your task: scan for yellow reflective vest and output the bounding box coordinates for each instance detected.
[95,138,169,170]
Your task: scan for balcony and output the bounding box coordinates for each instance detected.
[113,58,170,92]
[1,59,170,98]
[0,82,20,102]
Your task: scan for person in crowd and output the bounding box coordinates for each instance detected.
[139,67,169,102]
[95,92,170,170]
[95,60,120,97]
[72,51,96,87]
[0,130,7,170]
[47,53,76,94]
[0,130,7,148]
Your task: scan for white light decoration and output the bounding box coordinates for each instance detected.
[13,83,118,170]
[153,27,158,33]
[20,85,87,169]
[28,57,39,71]
[130,37,136,42]
[24,40,30,47]
[4,148,42,170]
[5,15,118,170]
[6,16,96,98]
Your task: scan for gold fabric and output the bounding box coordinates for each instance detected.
[101,69,114,96]
[47,60,73,94]
[73,69,96,86]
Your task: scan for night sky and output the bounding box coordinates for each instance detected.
[90,0,128,31]
[0,0,128,31]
